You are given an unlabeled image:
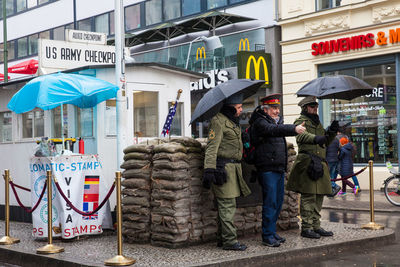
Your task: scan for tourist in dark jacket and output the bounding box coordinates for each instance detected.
[248,93,305,247]
[326,137,341,196]
[337,137,360,195]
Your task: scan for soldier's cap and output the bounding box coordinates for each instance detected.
[261,93,281,106]
[224,93,243,105]
[298,96,318,107]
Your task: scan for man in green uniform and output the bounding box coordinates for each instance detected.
[287,96,339,239]
[203,94,251,251]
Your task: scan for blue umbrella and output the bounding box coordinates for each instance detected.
[7,72,118,150]
[7,72,118,113]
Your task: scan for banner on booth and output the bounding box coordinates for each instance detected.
[30,155,112,239]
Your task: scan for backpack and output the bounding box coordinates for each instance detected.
[242,125,256,165]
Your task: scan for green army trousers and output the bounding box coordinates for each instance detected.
[216,197,237,247]
[300,193,324,230]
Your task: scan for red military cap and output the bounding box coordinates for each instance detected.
[260,93,281,106]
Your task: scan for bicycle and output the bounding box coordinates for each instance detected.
[383,162,400,206]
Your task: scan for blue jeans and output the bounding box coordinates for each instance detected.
[260,171,284,240]
[328,161,339,188]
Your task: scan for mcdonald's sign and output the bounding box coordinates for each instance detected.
[239,38,250,51]
[196,47,206,60]
[237,51,272,87]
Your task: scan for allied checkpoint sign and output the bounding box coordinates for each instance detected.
[30,155,112,239]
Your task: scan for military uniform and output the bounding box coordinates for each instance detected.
[287,97,336,234]
[204,112,251,247]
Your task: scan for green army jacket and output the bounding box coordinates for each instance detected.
[204,113,251,198]
[287,114,336,195]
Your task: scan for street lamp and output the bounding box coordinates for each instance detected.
[185,35,222,69]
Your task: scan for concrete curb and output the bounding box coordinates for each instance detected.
[193,230,396,267]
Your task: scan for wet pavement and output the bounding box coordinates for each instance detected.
[0,191,397,267]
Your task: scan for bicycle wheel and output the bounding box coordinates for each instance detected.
[384,175,400,206]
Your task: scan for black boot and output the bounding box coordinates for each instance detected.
[314,228,333,236]
[301,229,321,239]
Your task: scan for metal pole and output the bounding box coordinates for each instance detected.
[396,54,400,166]
[37,171,64,254]
[115,0,127,171]
[104,171,135,266]
[73,0,77,30]
[0,170,19,245]
[361,161,384,230]
[3,0,8,82]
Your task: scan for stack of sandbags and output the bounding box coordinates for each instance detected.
[278,142,300,230]
[121,144,153,243]
[150,139,193,248]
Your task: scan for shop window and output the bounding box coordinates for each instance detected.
[52,104,68,138]
[168,102,183,136]
[125,4,141,31]
[78,18,92,32]
[145,0,162,26]
[182,0,200,16]
[317,0,341,11]
[16,0,27,12]
[0,111,12,142]
[28,34,38,55]
[208,0,227,9]
[53,26,65,41]
[95,13,109,35]
[163,0,180,21]
[105,99,116,136]
[134,91,158,137]
[76,108,93,137]
[321,62,397,164]
[27,0,37,8]
[17,37,28,58]
[22,108,44,139]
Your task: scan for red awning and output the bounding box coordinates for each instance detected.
[0,73,10,81]
[8,59,38,75]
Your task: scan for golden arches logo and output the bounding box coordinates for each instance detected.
[196,47,206,60]
[239,38,250,51]
[246,55,269,84]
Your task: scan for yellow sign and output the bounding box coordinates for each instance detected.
[196,47,206,60]
[246,55,269,84]
[239,38,250,51]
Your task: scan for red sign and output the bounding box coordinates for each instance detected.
[311,33,375,56]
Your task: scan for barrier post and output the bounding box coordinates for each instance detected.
[361,160,384,230]
[37,170,64,254]
[0,169,20,245]
[105,171,135,266]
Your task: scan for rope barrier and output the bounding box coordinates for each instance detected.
[10,182,31,192]
[331,165,368,182]
[54,181,115,216]
[9,181,47,213]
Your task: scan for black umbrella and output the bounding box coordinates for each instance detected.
[190,79,264,124]
[296,75,374,100]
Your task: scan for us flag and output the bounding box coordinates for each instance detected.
[161,101,178,137]
[82,175,99,220]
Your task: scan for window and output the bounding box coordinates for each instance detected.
[52,104,68,138]
[317,0,341,10]
[39,0,49,4]
[95,13,109,35]
[39,30,50,40]
[145,0,162,26]
[53,26,65,41]
[163,0,180,21]
[16,0,27,12]
[182,0,201,16]
[105,99,116,136]
[109,11,115,35]
[7,41,14,61]
[22,108,44,138]
[134,91,158,137]
[27,0,37,8]
[78,18,92,32]
[0,112,12,142]
[321,63,397,164]
[28,34,38,55]
[125,4,141,31]
[168,102,183,136]
[17,37,28,58]
[6,0,14,16]
[76,108,93,137]
[208,0,227,9]
[0,43,3,62]
[230,0,245,3]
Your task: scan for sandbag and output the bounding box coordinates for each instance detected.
[120,159,151,170]
[122,188,150,198]
[123,214,150,223]
[122,205,150,216]
[153,143,187,154]
[122,196,150,207]
[152,169,188,180]
[152,179,189,190]
[153,160,189,170]
[169,137,202,148]
[121,179,150,190]
[152,189,191,201]
[153,152,188,162]
[123,152,153,161]
[123,144,153,154]
[122,168,151,179]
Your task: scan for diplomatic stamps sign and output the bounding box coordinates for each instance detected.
[30,155,112,239]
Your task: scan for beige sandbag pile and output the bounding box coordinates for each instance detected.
[121,144,153,243]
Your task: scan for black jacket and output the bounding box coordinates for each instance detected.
[326,138,340,163]
[249,106,297,173]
